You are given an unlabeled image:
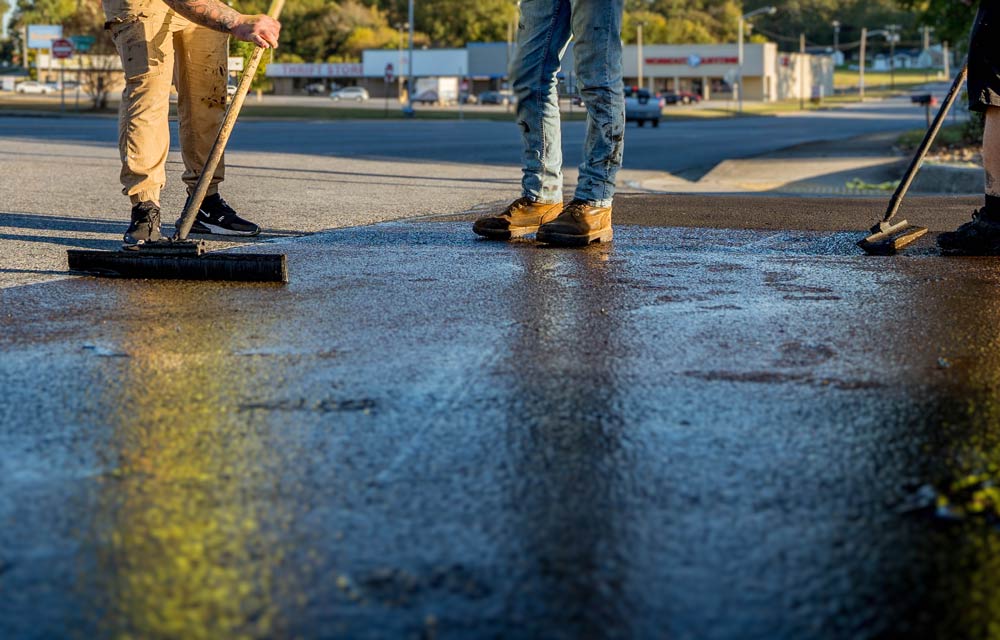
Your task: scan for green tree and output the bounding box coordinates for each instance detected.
[897,0,977,50]
[413,0,517,47]
[743,0,918,53]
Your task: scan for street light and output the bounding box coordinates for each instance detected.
[395,22,408,102]
[832,20,840,63]
[404,0,415,116]
[886,24,900,89]
[738,5,777,112]
[637,21,645,91]
[858,28,895,100]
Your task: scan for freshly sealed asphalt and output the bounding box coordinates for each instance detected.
[6,196,1000,638]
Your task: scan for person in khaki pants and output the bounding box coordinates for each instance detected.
[103,0,280,246]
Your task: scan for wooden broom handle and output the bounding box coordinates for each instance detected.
[175,0,286,240]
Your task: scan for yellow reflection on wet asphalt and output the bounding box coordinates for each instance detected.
[93,284,292,640]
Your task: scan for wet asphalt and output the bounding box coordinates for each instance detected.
[5,207,1000,638]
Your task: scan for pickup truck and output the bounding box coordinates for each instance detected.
[624,87,663,127]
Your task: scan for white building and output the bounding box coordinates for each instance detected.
[265,42,832,102]
[622,43,833,102]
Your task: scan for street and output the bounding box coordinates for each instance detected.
[1,96,931,289]
[3,95,998,639]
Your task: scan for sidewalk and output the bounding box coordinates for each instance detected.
[637,131,984,196]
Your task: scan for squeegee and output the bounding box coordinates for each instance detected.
[67,0,288,283]
[858,59,968,255]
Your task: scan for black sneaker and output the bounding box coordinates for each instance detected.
[179,193,260,237]
[938,209,1000,255]
[123,201,162,247]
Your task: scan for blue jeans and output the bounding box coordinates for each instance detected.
[511,0,625,207]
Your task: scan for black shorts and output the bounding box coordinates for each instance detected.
[970,2,1000,111]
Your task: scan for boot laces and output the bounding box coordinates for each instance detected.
[564,199,588,219]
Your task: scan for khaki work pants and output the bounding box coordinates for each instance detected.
[103,0,229,205]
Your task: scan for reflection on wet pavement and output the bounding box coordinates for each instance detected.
[7,222,1000,637]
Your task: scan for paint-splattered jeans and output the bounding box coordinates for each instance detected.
[511,0,625,207]
[103,0,229,205]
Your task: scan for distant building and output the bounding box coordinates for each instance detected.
[265,41,832,102]
[623,43,833,102]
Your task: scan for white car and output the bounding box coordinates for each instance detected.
[330,87,369,102]
[16,81,57,95]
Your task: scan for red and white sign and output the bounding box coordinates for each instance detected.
[384,63,394,83]
[645,56,738,66]
[265,63,363,79]
[51,38,74,59]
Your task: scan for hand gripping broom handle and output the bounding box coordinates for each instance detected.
[882,58,968,225]
[174,0,285,241]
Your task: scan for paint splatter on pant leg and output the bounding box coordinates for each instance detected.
[570,0,625,207]
[510,0,573,204]
[104,3,175,205]
[175,20,230,196]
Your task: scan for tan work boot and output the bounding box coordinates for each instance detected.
[536,199,613,246]
[473,197,563,240]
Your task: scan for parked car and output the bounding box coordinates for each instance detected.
[662,90,702,106]
[479,90,515,105]
[226,84,238,97]
[16,81,56,94]
[677,90,702,104]
[624,87,662,127]
[330,86,369,102]
[304,82,327,96]
[459,91,478,105]
[411,89,436,104]
[412,90,444,105]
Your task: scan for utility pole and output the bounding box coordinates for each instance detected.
[886,24,900,90]
[737,13,743,111]
[405,0,414,116]
[859,27,867,101]
[637,22,644,91]
[737,6,777,113]
[943,41,950,80]
[799,33,806,110]
[396,22,407,101]
[923,26,934,82]
[21,25,29,71]
[832,20,840,64]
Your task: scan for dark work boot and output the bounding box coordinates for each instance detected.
[178,193,261,237]
[938,209,1000,255]
[123,201,162,247]
[536,199,613,247]
[473,197,563,240]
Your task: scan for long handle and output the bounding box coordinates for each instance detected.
[883,59,968,224]
[174,0,285,240]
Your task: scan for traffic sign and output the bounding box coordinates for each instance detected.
[384,62,394,83]
[69,35,96,53]
[51,39,74,59]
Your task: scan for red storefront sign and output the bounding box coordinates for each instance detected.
[645,57,739,66]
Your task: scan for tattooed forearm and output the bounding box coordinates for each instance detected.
[162,0,243,33]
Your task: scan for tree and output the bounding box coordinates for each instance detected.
[66,0,117,109]
[743,0,918,53]
[413,0,518,47]
[232,0,408,62]
[896,0,977,50]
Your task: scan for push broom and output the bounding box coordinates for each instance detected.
[858,59,969,255]
[67,0,288,283]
